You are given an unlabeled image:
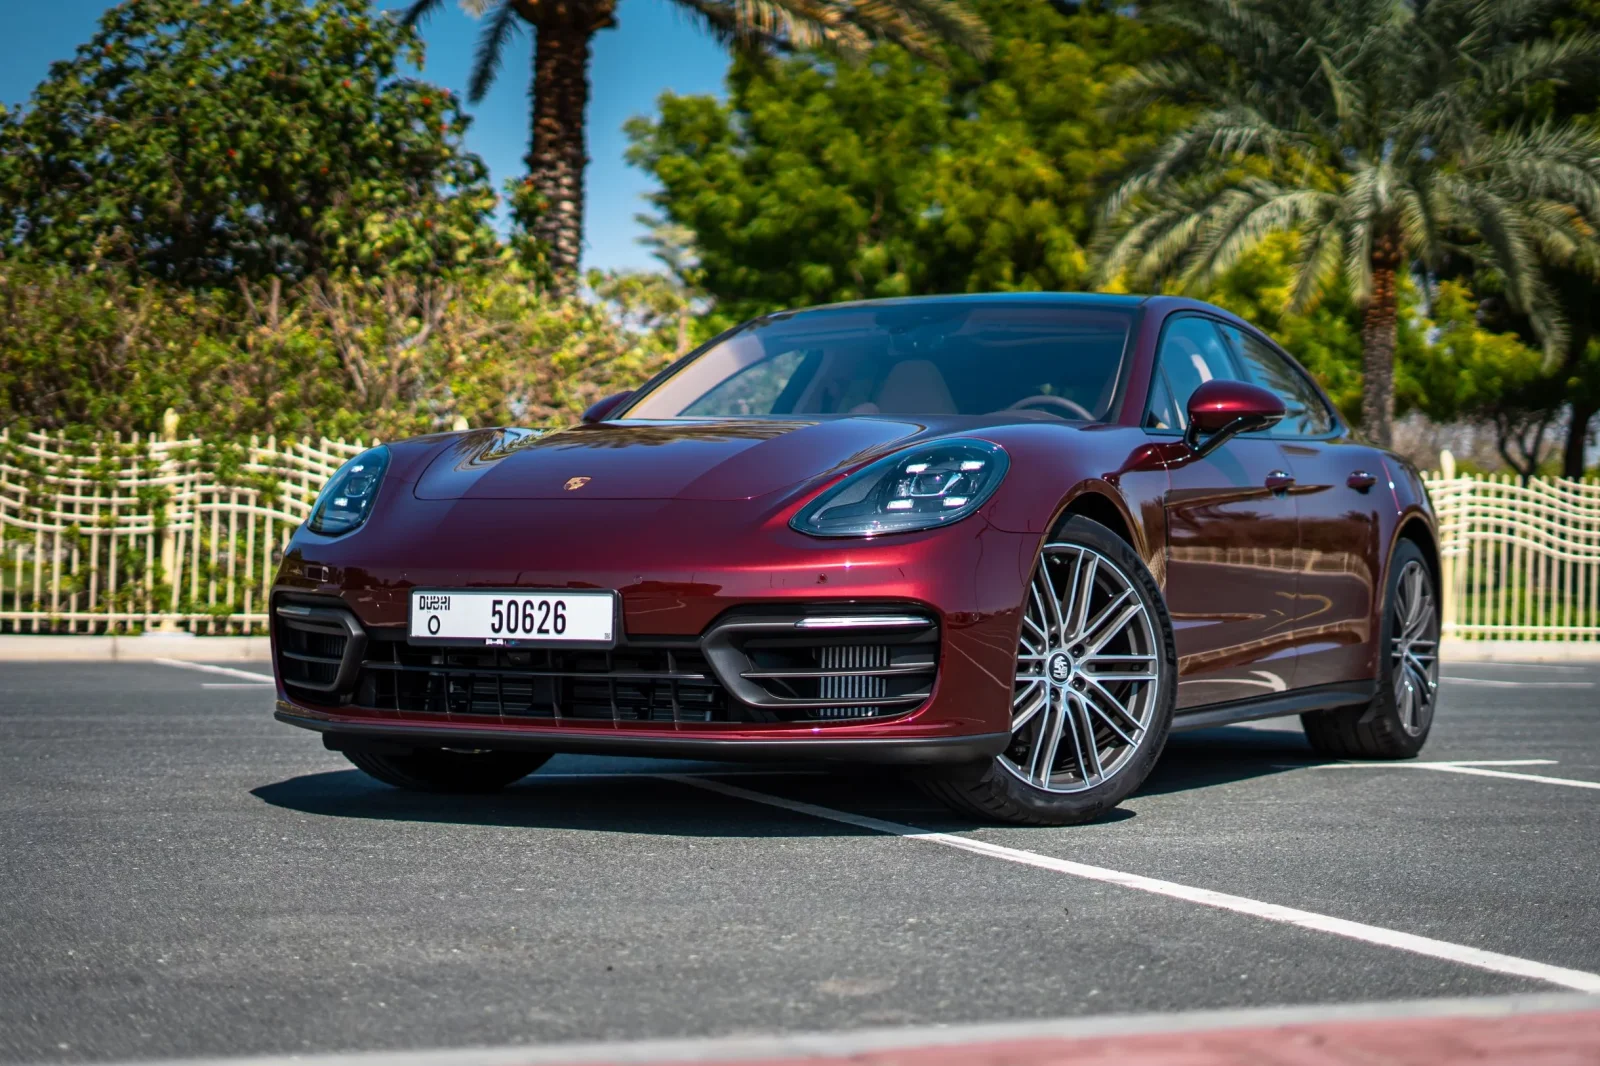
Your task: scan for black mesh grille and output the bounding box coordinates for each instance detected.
[354,637,729,722]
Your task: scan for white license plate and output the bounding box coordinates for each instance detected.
[409,589,617,647]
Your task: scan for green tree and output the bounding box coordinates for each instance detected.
[0,262,677,441]
[1098,0,1600,447]
[0,0,498,285]
[400,0,990,297]
[626,0,1177,323]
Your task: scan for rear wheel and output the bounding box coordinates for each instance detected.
[1301,540,1439,759]
[345,748,551,793]
[920,516,1177,825]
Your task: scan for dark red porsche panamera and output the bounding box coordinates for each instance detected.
[271,293,1440,824]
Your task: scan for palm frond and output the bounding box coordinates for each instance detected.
[1099,105,1306,223]
[1291,217,1345,313]
[1440,173,1567,357]
[854,0,991,61]
[1179,181,1338,290]
[467,0,523,104]
[671,0,985,62]
[1475,34,1600,102]
[399,0,446,29]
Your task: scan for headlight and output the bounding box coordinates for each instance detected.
[307,446,389,536]
[790,439,1009,538]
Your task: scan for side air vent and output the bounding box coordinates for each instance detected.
[703,608,939,721]
[273,601,366,696]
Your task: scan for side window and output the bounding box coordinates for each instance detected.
[1217,325,1334,436]
[1145,370,1179,430]
[1147,315,1239,431]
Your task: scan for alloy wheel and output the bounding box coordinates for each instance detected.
[1003,543,1162,794]
[1391,559,1439,737]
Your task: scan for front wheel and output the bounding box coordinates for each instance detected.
[1300,540,1439,759]
[919,515,1178,825]
[345,748,551,793]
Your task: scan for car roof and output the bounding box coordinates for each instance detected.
[771,292,1153,318]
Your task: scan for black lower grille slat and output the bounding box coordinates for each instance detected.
[355,639,727,722]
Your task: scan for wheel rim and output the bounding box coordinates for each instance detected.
[1391,559,1439,737]
[1001,543,1162,794]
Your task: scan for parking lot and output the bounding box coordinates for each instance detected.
[2,658,1597,1064]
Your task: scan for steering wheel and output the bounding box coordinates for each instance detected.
[1004,394,1095,421]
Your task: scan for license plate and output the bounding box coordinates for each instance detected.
[408,589,617,647]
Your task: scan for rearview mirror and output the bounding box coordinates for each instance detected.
[1184,380,1285,457]
[581,391,634,424]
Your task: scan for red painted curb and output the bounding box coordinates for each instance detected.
[629,1009,1600,1066]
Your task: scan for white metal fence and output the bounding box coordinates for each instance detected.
[0,427,369,635]
[3,430,1597,641]
[1426,466,1600,642]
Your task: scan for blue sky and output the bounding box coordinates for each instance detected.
[0,0,730,272]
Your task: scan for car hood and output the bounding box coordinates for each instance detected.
[413,417,951,502]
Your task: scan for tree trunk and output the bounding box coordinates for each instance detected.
[527,16,599,298]
[1564,400,1596,480]
[1558,323,1595,480]
[1360,234,1403,448]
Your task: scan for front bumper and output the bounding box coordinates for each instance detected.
[278,705,1011,765]
[271,497,1038,755]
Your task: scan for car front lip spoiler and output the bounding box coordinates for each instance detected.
[275,703,1008,766]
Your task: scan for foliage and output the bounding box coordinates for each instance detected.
[1408,282,1580,478]
[0,263,679,441]
[0,0,499,284]
[403,0,990,294]
[1196,233,1560,474]
[1097,0,1600,444]
[626,1,1178,325]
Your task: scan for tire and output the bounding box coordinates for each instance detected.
[1301,539,1439,759]
[919,515,1178,826]
[344,748,551,793]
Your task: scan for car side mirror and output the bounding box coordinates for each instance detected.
[1183,380,1285,458]
[581,391,633,424]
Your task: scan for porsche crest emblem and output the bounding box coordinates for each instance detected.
[564,476,591,491]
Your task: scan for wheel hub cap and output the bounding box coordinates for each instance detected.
[1048,652,1073,683]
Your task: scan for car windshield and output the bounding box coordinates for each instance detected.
[622,302,1134,421]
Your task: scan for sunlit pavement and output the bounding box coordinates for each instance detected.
[2,659,1597,1064]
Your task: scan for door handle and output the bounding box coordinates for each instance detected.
[1264,470,1295,494]
[1347,470,1377,492]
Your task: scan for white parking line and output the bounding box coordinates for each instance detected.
[660,774,1600,993]
[1443,662,1593,673]
[154,659,274,683]
[1439,677,1595,688]
[202,682,277,689]
[1312,760,1600,791]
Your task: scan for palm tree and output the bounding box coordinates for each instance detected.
[404,0,990,297]
[1098,0,1600,446]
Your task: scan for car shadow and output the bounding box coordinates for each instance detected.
[252,722,1322,834]
[1139,721,1322,797]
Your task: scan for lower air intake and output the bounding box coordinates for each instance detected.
[703,607,939,722]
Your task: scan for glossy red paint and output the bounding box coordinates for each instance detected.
[1185,379,1287,434]
[579,390,633,423]
[272,293,1437,760]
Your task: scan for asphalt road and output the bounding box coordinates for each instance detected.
[1,659,1597,1063]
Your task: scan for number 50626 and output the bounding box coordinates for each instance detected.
[490,597,568,636]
